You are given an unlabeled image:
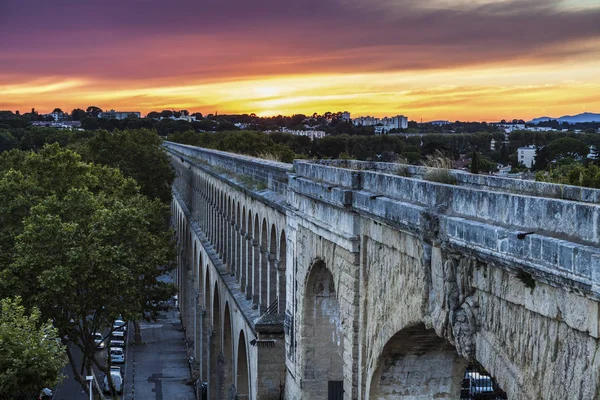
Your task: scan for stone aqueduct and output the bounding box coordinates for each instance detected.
[166,141,600,400]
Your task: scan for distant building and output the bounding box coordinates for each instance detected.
[494,123,526,133]
[31,121,82,130]
[270,128,327,140]
[98,110,141,120]
[341,111,351,122]
[354,114,408,134]
[518,145,537,168]
[352,116,379,127]
[168,115,196,122]
[429,120,451,126]
[43,111,69,121]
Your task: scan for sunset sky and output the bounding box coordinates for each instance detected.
[1,0,599,121]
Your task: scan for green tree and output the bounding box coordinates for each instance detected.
[85,106,102,117]
[536,162,600,188]
[0,296,67,400]
[547,137,589,160]
[0,130,18,154]
[470,151,480,174]
[74,129,175,203]
[0,144,176,397]
[71,108,87,121]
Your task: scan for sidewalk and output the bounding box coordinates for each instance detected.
[124,306,195,400]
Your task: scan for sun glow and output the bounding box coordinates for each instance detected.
[2,57,600,121]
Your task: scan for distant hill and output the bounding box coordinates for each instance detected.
[530,112,600,124]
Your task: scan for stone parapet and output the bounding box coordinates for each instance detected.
[164,141,292,196]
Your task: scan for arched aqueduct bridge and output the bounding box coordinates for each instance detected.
[166,141,600,400]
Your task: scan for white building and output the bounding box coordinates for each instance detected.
[271,128,327,140]
[352,116,380,127]
[354,114,408,134]
[495,123,526,133]
[517,145,537,168]
[98,110,141,120]
[341,111,351,122]
[44,111,68,121]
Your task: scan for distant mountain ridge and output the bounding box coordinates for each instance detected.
[530,112,600,124]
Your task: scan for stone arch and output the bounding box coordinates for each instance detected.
[241,206,247,291]
[301,260,344,397]
[235,201,241,280]
[268,224,278,308]
[252,214,260,306]
[194,247,204,365]
[210,283,222,400]
[222,302,234,394]
[236,330,250,399]
[225,195,231,266]
[202,265,211,383]
[367,323,468,399]
[260,218,269,312]
[278,229,286,313]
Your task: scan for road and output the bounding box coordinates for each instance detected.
[54,327,132,400]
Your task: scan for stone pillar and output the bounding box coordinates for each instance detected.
[259,248,270,313]
[252,240,261,306]
[267,255,278,309]
[244,234,252,298]
[277,257,286,314]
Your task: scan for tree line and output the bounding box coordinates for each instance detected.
[0,129,177,399]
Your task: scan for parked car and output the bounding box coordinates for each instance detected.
[110,365,124,378]
[113,319,127,332]
[110,338,125,348]
[103,368,123,394]
[110,347,125,364]
[464,372,495,399]
[112,330,125,340]
[93,332,105,349]
[38,388,54,400]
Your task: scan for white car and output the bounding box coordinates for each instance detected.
[110,347,125,364]
[93,332,105,349]
[110,338,125,348]
[112,330,125,340]
[103,368,123,394]
[113,319,127,332]
[465,372,494,396]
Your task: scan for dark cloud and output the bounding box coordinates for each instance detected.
[1,0,599,80]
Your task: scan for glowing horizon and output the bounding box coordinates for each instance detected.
[1,0,599,122]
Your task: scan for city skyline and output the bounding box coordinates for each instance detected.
[1,0,600,120]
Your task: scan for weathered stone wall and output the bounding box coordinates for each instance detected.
[167,145,600,400]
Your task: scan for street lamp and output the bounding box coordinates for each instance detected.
[85,375,93,400]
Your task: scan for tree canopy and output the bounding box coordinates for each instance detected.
[0,296,67,400]
[0,144,176,396]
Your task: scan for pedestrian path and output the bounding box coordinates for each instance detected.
[124,306,195,400]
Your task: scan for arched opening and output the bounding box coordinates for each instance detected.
[268,224,278,309]
[241,208,247,293]
[252,214,260,306]
[260,218,269,312]
[278,230,286,314]
[460,361,508,400]
[236,330,250,399]
[301,260,344,397]
[235,202,241,280]
[202,267,211,384]
[195,251,204,364]
[210,283,221,400]
[222,302,234,395]
[368,324,467,399]
[225,195,231,266]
